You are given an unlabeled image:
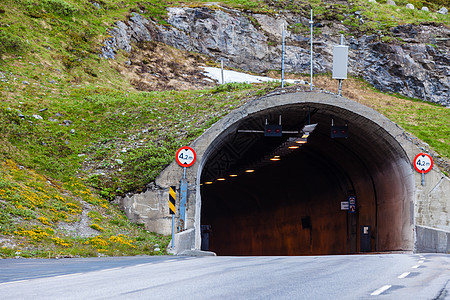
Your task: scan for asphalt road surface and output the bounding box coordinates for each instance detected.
[0,253,449,299]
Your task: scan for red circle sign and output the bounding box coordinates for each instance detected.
[413,153,433,173]
[175,146,196,168]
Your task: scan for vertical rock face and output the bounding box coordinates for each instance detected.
[101,7,449,107]
[164,7,271,72]
[354,37,449,104]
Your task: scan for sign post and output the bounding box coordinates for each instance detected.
[175,146,196,232]
[413,153,433,186]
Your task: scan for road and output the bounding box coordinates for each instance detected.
[0,253,449,299]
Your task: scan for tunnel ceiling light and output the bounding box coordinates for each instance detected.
[245,169,255,173]
[229,174,238,177]
[295,139,307,144]
[288,145,299,149]
[217,178,226,181]
[270,156,281,161]
[204,181,213,185]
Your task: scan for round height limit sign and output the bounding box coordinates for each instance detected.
[176,146,196,168]
[413,153,433,173]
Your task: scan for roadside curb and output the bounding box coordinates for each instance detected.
[177,250,217,257]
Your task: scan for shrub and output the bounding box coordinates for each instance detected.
[42,0,77,16]
[20,0,77,17]
[90,223,104,232]
[0,30,26,56]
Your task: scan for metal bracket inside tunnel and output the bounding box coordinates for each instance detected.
[228,123,318,176]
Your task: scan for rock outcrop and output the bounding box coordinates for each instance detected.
[102,7,449,107]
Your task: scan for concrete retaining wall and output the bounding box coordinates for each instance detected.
[415,225,450,253]
[415,175,450,232]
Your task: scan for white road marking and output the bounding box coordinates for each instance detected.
[371,285,392,296]
[0,279,30,286]
[134,263,153,267]
[398,272,410,279]
[53,272,84,278]
[98,267,123,272]
[412,265,420,269]
[418,260,424,264]
[0,272,85,286]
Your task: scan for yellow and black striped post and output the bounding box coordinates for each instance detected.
[169,186,176,215]
[169,186,176,249]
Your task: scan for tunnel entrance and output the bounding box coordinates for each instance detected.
[199,101,414,256]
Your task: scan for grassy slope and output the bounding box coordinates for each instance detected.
[0,0,449,257]
[0,159,170,257]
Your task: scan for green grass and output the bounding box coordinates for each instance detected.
[261,0,448,37]
[378,95,450,158]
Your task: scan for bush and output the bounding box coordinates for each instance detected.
[21,0,77,17]
[42,0,77,16]
[0,30,26,56]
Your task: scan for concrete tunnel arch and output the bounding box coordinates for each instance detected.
[142,91,424,255]
[190,91,416,256]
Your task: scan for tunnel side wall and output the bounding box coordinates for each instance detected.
[116,91,448,254]
[413,171,450,253]
[414,173,450,232]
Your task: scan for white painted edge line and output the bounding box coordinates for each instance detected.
[0,272,85,286]
[418,260,424,264]
[412,265,420,269]
[97,267,123,272]
[52,272,85,278]
[371,285,392,296]
[398,272,410,279]
[0,279,31,286]
[134,263,153,267]
[111,259,186,270]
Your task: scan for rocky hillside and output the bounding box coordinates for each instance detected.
[102,4,449,106]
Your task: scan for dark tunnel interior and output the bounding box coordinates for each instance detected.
[200,103,414,256]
